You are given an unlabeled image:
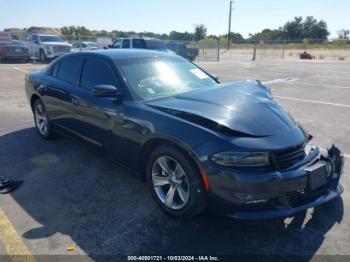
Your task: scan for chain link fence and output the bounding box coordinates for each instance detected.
[13,31,350,62]
[216,39,350,61]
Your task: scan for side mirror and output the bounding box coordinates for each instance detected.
[92,85,122,100]
[211,74,220,83]
[33,40,39,45]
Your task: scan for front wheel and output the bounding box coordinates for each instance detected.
[33,99,55,139]
[146,144,207,219]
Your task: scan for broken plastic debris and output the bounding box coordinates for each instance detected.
[67,246,76,251]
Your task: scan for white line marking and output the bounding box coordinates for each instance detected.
[12,67,29,73]
[263,78,299,85]
[282,81,350,90]
[274,95,350,109]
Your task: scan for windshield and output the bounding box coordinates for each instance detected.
[39,35,65,42]
[118,56,217,100]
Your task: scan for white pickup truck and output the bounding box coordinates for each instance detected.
[28,34,71,62]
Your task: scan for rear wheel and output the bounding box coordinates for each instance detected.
[146,144,207,219]
[33,99,55,139]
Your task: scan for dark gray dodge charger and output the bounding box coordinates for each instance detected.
[25,49,344,219]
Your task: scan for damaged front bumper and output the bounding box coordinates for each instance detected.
[206,145,344,219]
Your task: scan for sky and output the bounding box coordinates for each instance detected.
[1,0,349,38]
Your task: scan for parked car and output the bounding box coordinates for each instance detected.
[25,50,344,219]
[28,34,71,62]
[71,42,99,52]
[109,38,146,49]
[144,39,170,52]
[0,40,30,62]
[166,42,199,61]
[109,38,194,60]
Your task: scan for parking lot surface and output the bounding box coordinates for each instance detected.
[0,59,349,260]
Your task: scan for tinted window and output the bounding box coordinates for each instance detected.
[57,58,83,85]
[132,39,146,48]
[145,40,166,50]
[51,62,60,77]
[80,58,116,89]
[122,39,130,48]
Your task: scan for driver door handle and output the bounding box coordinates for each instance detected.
[71,97,80,106]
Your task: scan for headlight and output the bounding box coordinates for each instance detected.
[210,152,269,167]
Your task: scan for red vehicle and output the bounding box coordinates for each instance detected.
[300,51,315,60]
[0,40,30,62]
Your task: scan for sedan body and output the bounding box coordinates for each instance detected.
[25,50,344,219]
[0,40,30,62]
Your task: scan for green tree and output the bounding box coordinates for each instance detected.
[223,32,245,42]
[284,17,304,40]
[302,16,329,40]
[169,31,194,41]
[194,24,207,42]
[283,16,329,41]
[61,26,92,36]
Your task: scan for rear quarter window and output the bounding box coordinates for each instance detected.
[51,62,60,77]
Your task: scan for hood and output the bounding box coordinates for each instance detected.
[145,81,300,137]
[41,42,71,47]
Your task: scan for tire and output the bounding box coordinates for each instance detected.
[33,99,55,139]
[146,144,207,219]
[39,49,47,63]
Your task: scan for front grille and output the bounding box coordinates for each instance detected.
[271,143,306,170]
[53,45,70,52]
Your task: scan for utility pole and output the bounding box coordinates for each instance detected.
[78,26,82,52]
[227,0,233,50]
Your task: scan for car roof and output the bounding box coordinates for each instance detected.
[80,49,175,60]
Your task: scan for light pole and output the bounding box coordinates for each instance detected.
[227,1,233,50]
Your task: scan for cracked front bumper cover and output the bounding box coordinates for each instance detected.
[222,144,345,219]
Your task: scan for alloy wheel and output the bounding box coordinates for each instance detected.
[34,103,48,135]
[152,156,190,210]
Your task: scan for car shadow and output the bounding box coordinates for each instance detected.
[0,127,344,260]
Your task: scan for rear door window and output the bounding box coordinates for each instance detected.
[80,57,117,89]
[132,39,146,49]
[57,58,83,85]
